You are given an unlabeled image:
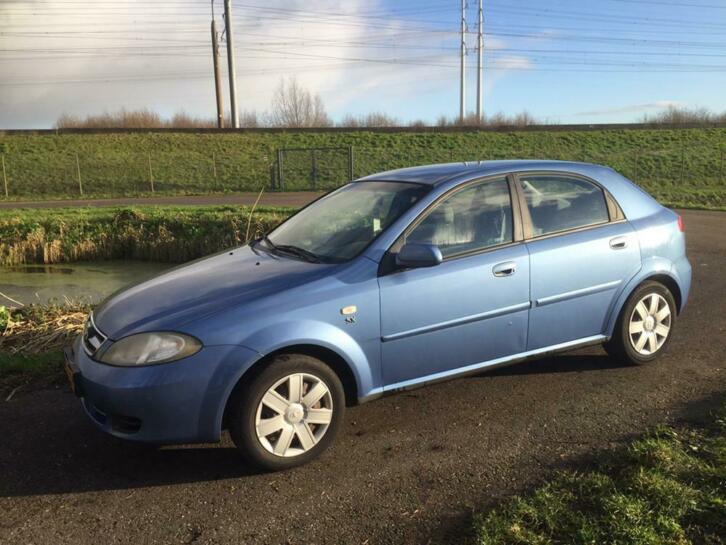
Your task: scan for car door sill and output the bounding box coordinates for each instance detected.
[370,334,608,399]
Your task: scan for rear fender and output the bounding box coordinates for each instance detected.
[604,256,682,337]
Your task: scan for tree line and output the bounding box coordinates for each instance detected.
[55,78,725,129]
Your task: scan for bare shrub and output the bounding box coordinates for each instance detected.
[338,112,400,128]
[55,108,165,129]
[641,106,726,125]
[408,119,428,128]
[55,108,268,129]
[269,77,331,128]
[435,110,540,128]
[57,108,188,129]
[240,110,261,128]
[169,111,216,129]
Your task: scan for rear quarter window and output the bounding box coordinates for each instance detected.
[519,175,610,236]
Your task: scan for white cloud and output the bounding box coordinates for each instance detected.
[0,0,531,127]
[575,101,685,116]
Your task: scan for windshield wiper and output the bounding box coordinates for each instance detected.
[273,244,323,263]
[258,236,323,263]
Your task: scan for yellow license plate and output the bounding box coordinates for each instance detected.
[64,359,76,395]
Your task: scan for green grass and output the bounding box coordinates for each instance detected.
[1,128,725,208]
[0,351,65,394]
[0,205,294,266]
[474,403,726,545]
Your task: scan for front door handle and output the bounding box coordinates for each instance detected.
[493,261,517,277]
[609,236,628,250]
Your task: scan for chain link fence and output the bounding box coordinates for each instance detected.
[0,140,723,201]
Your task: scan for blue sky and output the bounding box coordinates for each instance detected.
[1,0,725,127]
[367,0,726,123]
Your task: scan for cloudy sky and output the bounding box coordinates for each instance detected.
[1,0,725,128]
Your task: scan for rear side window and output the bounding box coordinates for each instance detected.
[406,177,513,258]
[519,175,609,236]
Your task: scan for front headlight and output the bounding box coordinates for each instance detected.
[99,332,202,366]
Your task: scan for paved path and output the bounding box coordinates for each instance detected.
[0,192,323,210]
[0,209,724,545]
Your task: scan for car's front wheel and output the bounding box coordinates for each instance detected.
[228,354,345,471]
[605,280,676,365]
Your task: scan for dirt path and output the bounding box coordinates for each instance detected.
[0,192,323,210]
[0,209,724,545]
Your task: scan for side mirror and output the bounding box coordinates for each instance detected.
[395,243,443,269]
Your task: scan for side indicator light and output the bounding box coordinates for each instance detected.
[341,305,357,316]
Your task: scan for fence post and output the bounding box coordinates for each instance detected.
[720,144,724,186]
[311,149,318,190]
[75,153,83,196]
[147,153,155,193]
[1,154,8,198]
[277,149,284,190]
[348,145,354,182]
[212,152,218,188]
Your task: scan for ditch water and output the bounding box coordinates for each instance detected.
[0,261,173,307]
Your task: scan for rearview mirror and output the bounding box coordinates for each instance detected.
[396,243,443,269]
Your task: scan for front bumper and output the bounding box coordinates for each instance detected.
[68,336,261,444]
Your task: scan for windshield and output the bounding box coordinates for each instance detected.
[264,181,430,263]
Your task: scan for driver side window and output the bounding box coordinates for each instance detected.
[406,177,513,259]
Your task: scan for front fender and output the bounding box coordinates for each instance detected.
[204,319,378,441]
[239,319,378,400]
[604,256,683,337]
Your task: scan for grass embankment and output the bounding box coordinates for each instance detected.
[0,205,294,266]
[474,403,726,545]
[0,304,87,394]
[1,128,724,208]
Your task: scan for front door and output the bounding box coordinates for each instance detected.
[378,176,531,389]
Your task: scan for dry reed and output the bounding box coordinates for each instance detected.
[0,305,88,355]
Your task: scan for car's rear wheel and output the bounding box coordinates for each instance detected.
[228,354,345,471]
[605,280,676,365]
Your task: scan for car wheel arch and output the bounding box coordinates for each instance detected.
[644,273,682,313]
[220,343,360,433]
[605,269,683,338]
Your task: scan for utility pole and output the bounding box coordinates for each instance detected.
[476,0,483,122]
[211,17,224,128]
[224,0,239,128]
[460,0,467,123]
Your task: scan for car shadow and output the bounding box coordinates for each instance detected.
[0,352,631,498]
[483,353,633,377]
[0,388,270,498]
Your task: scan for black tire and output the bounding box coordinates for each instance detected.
[605,280,677,365]
[228,354,345,471]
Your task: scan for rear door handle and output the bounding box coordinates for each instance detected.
[609,236,628,250]
[493,261,517,277]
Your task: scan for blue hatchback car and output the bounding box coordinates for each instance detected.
[65,161,691,470]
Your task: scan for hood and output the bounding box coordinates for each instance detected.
[93,245,334,339]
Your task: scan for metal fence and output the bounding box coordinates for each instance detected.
[276,146,353,191]
[0,141,723,200]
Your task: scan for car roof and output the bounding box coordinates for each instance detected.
[357,160,610,186]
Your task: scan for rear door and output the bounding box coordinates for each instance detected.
[378,175,531,389]
[516,172,641,350]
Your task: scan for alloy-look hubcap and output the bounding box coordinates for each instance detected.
[255,373,334,458]
[628,293,671,356]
